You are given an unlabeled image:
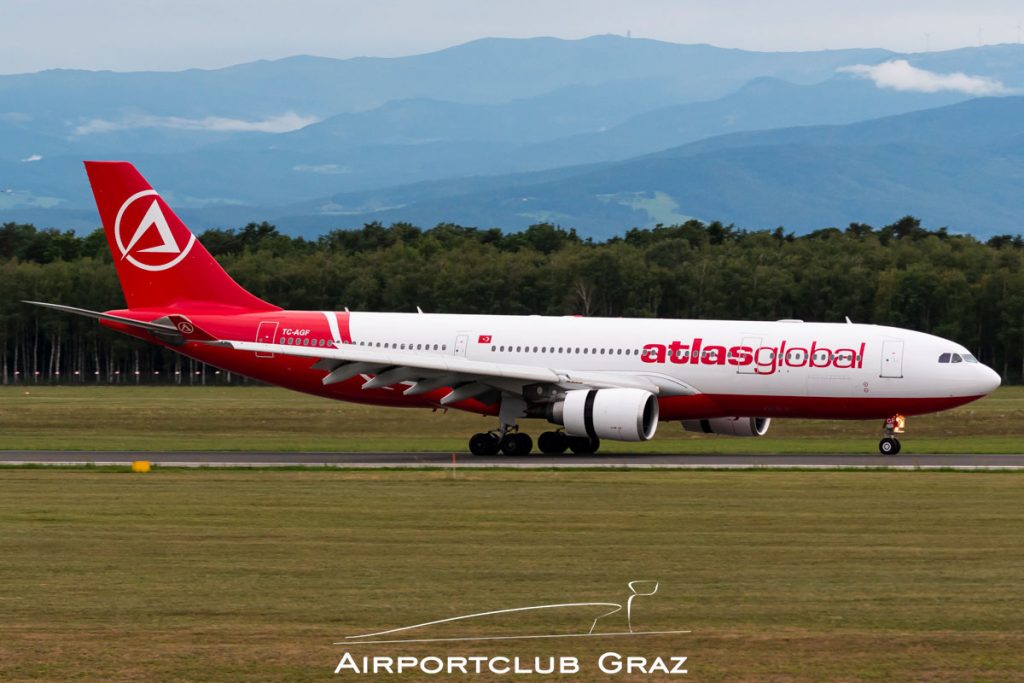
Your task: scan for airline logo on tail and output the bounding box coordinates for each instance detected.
[114,189,196,271]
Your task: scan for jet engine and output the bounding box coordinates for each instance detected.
[681,417,771,437]
[548,388,659,442]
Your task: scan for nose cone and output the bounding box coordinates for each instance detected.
[979,364,1002,395]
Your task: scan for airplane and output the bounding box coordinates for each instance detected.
[27,162,1001,456]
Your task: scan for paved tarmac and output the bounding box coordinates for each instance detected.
[1,451,1023,469]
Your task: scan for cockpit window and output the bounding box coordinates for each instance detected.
[939,352,977,364]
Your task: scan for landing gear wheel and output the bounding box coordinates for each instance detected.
[567,435,600,455]
[537,431,568,454]
[469,432,500,456]
[879,437,901,455]
[500,432,533,456]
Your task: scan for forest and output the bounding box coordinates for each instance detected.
[1,216,1022,384]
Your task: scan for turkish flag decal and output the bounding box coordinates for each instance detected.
[478,334,492,344]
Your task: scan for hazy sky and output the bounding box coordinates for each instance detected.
[1,0,1022,74]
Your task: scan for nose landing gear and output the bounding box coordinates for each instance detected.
[879,414,905,455]
[879,437,901,455]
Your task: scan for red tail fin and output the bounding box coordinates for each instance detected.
[84,161,279,312]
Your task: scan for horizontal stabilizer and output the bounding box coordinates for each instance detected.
[23,301,178,334]
[165,315,219,341]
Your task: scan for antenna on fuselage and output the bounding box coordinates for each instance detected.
[845,316,853,324]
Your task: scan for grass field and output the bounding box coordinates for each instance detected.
[0,385,1022,453]
[1,469,1022,681]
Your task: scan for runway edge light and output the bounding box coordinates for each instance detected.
[131,460,151,473]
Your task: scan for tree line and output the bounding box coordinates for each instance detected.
[1,216,1022,385]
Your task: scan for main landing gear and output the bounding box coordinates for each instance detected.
[468,397,601,457]
[879,414,906,455]
[468,429,601,456]
[468,432,501,456]
[537,431,601,455]
[468,430,532,456]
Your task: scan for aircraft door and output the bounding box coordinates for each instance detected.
[880,340,904,378]
[737,336,763,374]
[255,321,279,358]
[454,334,468,357]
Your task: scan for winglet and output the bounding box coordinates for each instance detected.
[166,315,219,342]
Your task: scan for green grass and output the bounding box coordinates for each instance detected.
[0,469,1022,681]
[0,385,1021,453]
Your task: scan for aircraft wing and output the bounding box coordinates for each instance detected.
[211,338,686,402]
[168,316,696,403]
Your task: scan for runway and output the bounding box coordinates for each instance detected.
[2,450,1023,469]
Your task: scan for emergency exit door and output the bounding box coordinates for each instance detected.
[255,321,279,358]
[880,340,904,378]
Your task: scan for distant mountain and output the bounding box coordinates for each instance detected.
[910,44,1024,90]
[241,81,681,151]
[0,36,893,140]
[273,96,1024,238]
[0,35,910,224]
[218,71,973,170]
[505,72,972,167]
[0,69,979,216]
[4,36,1024,236]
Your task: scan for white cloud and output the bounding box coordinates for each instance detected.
[73,112,318,135]
[292,163,351,174]
[839,59,1010,96]
[1,112,33,123]
[21,154,42,162]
